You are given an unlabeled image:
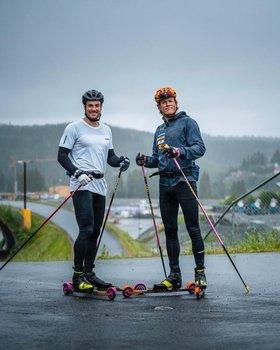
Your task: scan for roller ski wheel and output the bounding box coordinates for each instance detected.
[194,285,205,300]
[85,286,117,301]
[122,283,147,298]
[63,281,74,295]
[132,283,147,296]
[185,282,196,295]
[186,280,205,299]
[134,283,147,291]
[106,287,117,300]
[122,285,134,298]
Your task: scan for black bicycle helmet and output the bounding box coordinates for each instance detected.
[82,89,104,105]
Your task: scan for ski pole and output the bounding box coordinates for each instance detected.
[159,144,250,293]
[141,165,167,279]
[94,169,122,259]
[174,157,250,293]
[0,184,82,272]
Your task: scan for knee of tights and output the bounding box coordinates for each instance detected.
[92,228,101,237]
[89,235,98,243]
[186,226,200,236]
[78,229,93,240]
[164,226,178,238]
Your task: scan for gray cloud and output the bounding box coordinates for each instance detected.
[0,0,279,136]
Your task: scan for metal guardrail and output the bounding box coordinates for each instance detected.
[203,171,280,242]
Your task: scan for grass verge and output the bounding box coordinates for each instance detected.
[0,205,72,261]
[104,222,153,258]
[183,230,280,255]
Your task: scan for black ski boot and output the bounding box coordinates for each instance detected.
[195,267,207,289]
[153,271,182,291]
[72,270,93,292]
[84,271,112,290]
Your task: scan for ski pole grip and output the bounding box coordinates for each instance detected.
[158,143,170,151]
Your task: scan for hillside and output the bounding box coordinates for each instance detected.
[0,123,279,196]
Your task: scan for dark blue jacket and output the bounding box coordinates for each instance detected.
[145,111,206,186]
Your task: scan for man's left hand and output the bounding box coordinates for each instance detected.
[119,156,130,172]
[164,147,181,158]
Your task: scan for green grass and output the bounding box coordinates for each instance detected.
[236,230,280,253]
[105,222,153,258]
[3,203,278,262]
[30,200,154,258]
[145,213,280,255]
[182,230,280,255]
[0,205,72,261]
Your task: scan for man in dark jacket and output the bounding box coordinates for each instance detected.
[136,87,207,290]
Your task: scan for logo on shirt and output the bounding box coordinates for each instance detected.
[156,133,165,147]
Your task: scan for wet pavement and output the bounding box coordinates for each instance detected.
[0,253,279,349]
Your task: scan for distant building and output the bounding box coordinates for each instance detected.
[48,186,69,197]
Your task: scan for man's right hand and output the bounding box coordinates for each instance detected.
[136,153,147,166]
[74,170,93,186]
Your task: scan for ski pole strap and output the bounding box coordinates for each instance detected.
[149,168,191,178]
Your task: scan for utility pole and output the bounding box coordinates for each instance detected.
[23,161,27,209]
[10,156,18,198]
[11,157,56,229]
[17,160,31,230]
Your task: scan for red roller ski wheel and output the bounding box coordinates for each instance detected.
[122,285,134,298]
[186,282,196,295]
[194,286,204,299]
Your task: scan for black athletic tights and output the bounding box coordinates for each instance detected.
[72,190,105,272]
[159,181,205,272]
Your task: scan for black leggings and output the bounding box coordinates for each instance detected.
[159,181,205,272]
[72,190,105,272]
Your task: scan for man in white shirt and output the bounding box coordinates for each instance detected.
[58,89,130,291]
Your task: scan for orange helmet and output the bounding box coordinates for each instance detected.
[154,87,177,103]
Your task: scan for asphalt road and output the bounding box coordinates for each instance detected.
[1,200,123,255]
[0,253,279,349]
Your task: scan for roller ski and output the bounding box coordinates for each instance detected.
[122,281,197,298]
[122,272,196,299]
[63,271,117,300]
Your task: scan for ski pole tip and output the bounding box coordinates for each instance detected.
[245,285,251,294]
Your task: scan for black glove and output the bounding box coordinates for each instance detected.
[163,147,181,158]
[136,153,146,166]
[119,156,130,172]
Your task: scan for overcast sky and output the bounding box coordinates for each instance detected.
[0,0,279,137]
